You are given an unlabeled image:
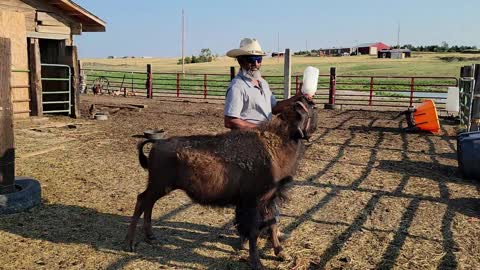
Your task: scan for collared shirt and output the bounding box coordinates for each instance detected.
[224,72,277,125]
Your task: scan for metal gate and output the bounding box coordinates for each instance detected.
[41,64,71,114]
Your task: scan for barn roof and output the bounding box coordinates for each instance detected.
[379,49,412,53]
[357,42,391,48]
[47,0,106,32]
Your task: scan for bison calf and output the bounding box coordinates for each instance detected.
[125,97,318,270]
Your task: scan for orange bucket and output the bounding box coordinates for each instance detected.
[413,100,440,133]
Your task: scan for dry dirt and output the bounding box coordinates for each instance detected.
[1,95,479,270]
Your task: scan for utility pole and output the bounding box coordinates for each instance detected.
[397,22,400,49]
[181,9,185,74]
[276,32,280,63]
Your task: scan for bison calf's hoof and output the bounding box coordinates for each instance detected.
[123,240,136,252]
[238,237,248,250]
[251,262,265,270]
[276,250,288,261]
[274,246,289,261]
[145,234,157,244]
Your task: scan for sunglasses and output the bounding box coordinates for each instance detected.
[241,55,263,64]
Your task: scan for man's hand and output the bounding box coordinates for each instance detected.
[294,91,314,101]
[272,92,314,114]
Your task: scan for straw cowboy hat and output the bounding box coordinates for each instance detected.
[226,38,266,57]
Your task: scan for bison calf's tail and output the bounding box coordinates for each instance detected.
[138,139,153,169]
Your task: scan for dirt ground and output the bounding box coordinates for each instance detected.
[1,95,479,270]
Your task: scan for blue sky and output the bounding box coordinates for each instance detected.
[74,0,479,58]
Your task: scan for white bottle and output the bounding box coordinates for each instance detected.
[301,66,319,96]
[446,87,459,113]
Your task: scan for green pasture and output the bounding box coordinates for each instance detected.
[81,52,477,98]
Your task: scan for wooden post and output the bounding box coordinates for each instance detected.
[295,75,299,95]
[283,48,291,99]
[471,64,480,131]
[204,74,207,99]
[330,67,336,104]
[65,46,80,118]
[131,72,134,94]
[324,67,340,109]
[409,77,415,107]
[120,74,126,96]
[79,60,86,94]
[368,77,374,105]
[461,65,473,78]
[176,73,180,97]
[230,66,236,81]
[0,37,15,194]
[146,64,152,98]
[28,38,43,117]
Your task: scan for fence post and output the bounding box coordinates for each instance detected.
[230,66,236,81]
[283,48,291,99]
[409,77,415,107]
[204,74,207,99]
[369,77,374,106]
[324,67,340,109]
[120,74,126,96]
[28,38,43,117]
[295,75,299,95]
[459,65,475,129]
[131,71,134,95]
[471,63,480,131]
[176,73,180,97]
[0,37,15,194]
[146,64,153,98]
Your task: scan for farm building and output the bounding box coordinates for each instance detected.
[318,47,354,56]
[271,51,285,57]
[356,42,390,55]
[318,42,390,56]
[378,49,412,59]
[0,0,106,118]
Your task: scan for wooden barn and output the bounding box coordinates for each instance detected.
[0,0,105,118]
[357,42,390,55]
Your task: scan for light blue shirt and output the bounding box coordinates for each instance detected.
[224,72,277,125]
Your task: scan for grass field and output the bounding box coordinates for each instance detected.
[82,52,480,77]
[81,53,473,108]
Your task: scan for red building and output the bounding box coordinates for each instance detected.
[356,42,390,55]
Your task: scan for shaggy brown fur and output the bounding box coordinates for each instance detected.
[125,97,318,270]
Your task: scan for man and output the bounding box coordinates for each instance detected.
[224,38,305,241]
[224,37,303,129]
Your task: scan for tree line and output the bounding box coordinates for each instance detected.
[177,48,217,64]
[393,42,477,52]
[294,42,478,55]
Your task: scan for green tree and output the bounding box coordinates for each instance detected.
[199,48,214,62]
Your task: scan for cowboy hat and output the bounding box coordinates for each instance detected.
[226,38,266,58]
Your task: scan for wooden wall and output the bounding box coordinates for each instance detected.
[0,0,81,45]
[0,10,29,118]
[0,0,83,118]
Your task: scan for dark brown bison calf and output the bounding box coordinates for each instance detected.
[125,97,318,270]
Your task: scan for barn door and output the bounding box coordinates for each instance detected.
[41,63,71,114]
